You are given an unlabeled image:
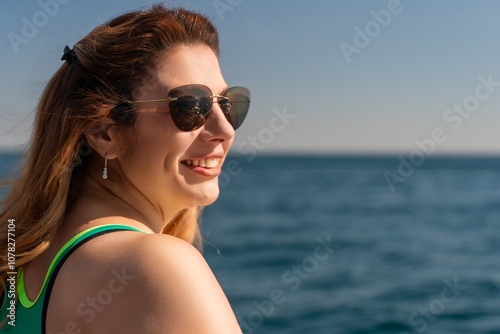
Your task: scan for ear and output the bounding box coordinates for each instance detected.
[84,124,121,160]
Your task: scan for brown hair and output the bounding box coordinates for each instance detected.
[0,3,219,312]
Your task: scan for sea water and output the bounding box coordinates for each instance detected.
[1,153,499,333]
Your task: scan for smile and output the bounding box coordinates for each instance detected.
[181,158,221,169]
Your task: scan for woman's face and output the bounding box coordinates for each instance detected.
[118,44,235,216]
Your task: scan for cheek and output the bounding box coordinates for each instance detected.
[121,114,186,179]
[134,112,190,155]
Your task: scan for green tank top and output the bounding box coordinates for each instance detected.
[0,224,147,333]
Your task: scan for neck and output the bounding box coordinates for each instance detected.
[73,172,179,234]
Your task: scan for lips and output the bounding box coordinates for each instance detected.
[180,157,223,177]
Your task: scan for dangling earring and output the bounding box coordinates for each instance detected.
[102,153,108,179]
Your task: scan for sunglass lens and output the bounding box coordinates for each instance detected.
[222,87,251,130]
[168,85,212,131]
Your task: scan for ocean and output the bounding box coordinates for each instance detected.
[1,153,500,333]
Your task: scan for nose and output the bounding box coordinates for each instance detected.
[201,98,235,143]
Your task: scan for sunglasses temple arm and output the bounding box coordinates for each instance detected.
[126,97,177,104]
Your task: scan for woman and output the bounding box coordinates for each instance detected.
[0,4,250,333]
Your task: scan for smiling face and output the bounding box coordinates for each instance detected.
[118,43,235,216]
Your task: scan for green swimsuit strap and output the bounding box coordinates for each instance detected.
[20,224,147,334]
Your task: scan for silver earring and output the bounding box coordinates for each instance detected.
[102,153,108,179]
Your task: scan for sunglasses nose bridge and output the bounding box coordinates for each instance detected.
[210,95,227,104]
[204,96,235,134]
[200,95,226,116]
[207,95,230,116]
[208,95,227,115]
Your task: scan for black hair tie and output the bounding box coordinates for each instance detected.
[61,45,79,66]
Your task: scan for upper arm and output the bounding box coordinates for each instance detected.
[107,235,242,334]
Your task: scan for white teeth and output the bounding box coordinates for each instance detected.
[183,158,220,169]
[205,158,216,168]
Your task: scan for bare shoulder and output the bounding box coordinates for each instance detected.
[124,234,242,333]
[47,231,242,334]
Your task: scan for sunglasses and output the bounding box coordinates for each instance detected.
[127,84,251,131]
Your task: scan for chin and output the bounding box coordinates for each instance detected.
[188,181,220,207]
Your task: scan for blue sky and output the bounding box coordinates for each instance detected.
[1,0,500,154]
